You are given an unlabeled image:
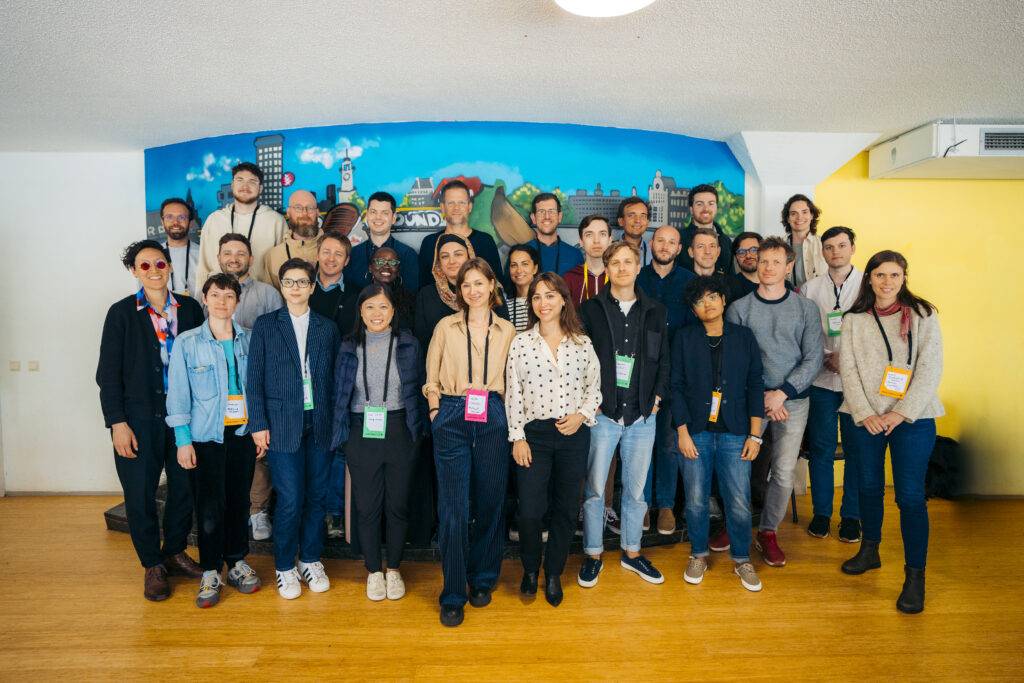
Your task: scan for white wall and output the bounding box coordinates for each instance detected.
[0,152,145,492]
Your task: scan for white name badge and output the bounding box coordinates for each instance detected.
[224,394,247,426]
[465,388,489,422]
[615,354,635,389]
[826,310,844,337]
[303,377,315,411]
[362,405,387,439]
[879,365,912,399]
[709,390,722,423]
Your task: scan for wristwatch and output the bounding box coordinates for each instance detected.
[747,434,764,445]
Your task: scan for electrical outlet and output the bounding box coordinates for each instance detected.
[8,361,20,371]
[28,360,40,371]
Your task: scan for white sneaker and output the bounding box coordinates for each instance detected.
[250,511,272,541]
[275,568,302,600]
[298,560,330,593]
[386,570,406,600]
[508,528,520,542]
[366,572,387,601]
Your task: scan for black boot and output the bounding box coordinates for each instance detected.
[520,572,538,595]
[841,539,881,575]
[896,566,925,614]
[544,574,563,607]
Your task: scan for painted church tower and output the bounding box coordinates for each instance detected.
[338,152,356,202]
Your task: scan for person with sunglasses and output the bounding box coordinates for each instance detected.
[346,191,420,292]
[247,258,339,600]
[97,240,205,601]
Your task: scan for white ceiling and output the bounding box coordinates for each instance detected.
[2,0,1022,152]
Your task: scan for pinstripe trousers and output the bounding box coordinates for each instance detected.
[432,395,510,608]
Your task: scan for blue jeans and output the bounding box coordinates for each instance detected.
[324,449,346,517]
[644,407,682,509]
[847,418,935,569]
[266,435,332,571]
[807,386,859,520]
[683,431,752,562]
[583,413,657,555]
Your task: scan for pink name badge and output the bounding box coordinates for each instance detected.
[464,388,489,422]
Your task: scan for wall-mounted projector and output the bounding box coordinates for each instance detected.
[869,122,1024,179]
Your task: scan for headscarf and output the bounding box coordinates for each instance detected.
[433,234,474,311]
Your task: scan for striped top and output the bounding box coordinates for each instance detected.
[505,296,531,332]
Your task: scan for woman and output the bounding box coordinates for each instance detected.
[781,193,828,288]
[505,244,540,332]
[368,246,416,332]
[671,275,765,592]
[838,250,943,615]
[505,273,600,606]
[332,284,426,602]
[414,234,471,350]
[166,273,261,608]
[424,258,516,628]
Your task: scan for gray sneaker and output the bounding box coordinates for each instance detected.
[227,560,262,594]
[735,562,763,592]
[196,570,222,608]
[684,556,708,585]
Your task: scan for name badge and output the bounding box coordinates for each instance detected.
[879,365,912,399]
[709,390,722,423]
[615,354,635,389]
[826,310,843,337]
[303,377,315,411]
[224,394,247,426]
[465,388,489,422]
[362,405,387,439]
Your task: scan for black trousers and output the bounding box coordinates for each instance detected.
[193,427,257,571]
[516,419,590,576]
[346,411,417,572]
[113,416,194,569]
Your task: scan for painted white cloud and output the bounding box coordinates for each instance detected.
[186,153,239,182]
[296,137,381,169]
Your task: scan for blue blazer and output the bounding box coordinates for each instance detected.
[670,322,765,436]
[331,330,427,448]
[246,307,339,453]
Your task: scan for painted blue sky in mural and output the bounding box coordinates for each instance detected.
[144,120,743,225]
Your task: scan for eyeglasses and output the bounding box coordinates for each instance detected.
[534,209,559,217]
[281,278,311,289]
[137,260,168,271]
[162,213,189,223]
[289,205,318,214]
[735,247,759,256]
[372,258,400,268]
[694,292,723,306]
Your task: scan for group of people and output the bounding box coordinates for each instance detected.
[97,161,944,627]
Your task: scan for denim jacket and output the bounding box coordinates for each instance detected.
[165,320,251,444]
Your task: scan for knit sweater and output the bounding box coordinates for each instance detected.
[350,329,404,412]
[725,289,824,399]
[838,309,944,424]
[197,204,287,288]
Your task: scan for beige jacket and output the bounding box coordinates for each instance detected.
[264,229,323,289]
[196,203,287,289]
[789,233,828,286]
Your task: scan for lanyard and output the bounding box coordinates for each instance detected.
[231,204,260,240]
[580,262,606,303]
[871,308,913,365]
[465,311,492,386]
[362,332,396,406]
[173,240,190,291]
[285,243,292,260]
[707,334,723,391]
[829,266,853,310]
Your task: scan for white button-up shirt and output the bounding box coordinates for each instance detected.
[802,267,863,392]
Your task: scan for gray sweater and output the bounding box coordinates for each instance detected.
[726,290,824,399]
[351,329,404,413]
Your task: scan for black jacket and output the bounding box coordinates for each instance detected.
[670,322,765,436]
[96,293,204,427]
[676,221,733,274]
[580,287,669,419]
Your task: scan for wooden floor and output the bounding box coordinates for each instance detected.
[0,494,1021,681]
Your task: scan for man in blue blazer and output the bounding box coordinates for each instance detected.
[247,258,339,600]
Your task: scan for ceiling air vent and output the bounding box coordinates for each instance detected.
[981,129,1024,155]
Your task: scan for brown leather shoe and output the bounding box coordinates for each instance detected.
[144,565,171,601]
[163,551,203,578]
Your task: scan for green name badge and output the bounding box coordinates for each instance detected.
[826,310,844,337]
[363,405,387,439]
[303,377,315,411]
[615,354,635,389]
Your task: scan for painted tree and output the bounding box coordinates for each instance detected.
[505,183,577,226]
[713,180,745,237]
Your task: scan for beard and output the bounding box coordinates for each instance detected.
[652,253,676,266]
[738,260,757,274]
[165,225,189,241]
[288,218,319,239]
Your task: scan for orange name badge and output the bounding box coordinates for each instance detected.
[224,394,248,426]
[709,391,723,422]
[878,366,912,399]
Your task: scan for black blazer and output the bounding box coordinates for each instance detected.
[96,293,204,427]
[246,307,339,453]
[580,287,669,419]
[670,322,765,436]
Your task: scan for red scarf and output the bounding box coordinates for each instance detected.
[874,301,912,341]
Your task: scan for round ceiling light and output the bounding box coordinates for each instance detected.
[555,0,658,17]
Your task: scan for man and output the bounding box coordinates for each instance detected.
[247,258,339,600]
[636,225,696,535]
[677,183,732,273]
[97,239,205,601]
[161,198,199,297]
[264,190,323,289]
[726,237,823,567]
[801,226,863,542]
[729,232,762,301]
[345,191,419,291]
[578,241,670,588]
[416,180,502,288]
[214,232,283,541]
[526,192,583,276]
[689,228,727,277]
[196,162,287,289]
[616,197,653,266]
[563,215,612,307]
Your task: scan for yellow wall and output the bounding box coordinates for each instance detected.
[815,153,1024,495]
